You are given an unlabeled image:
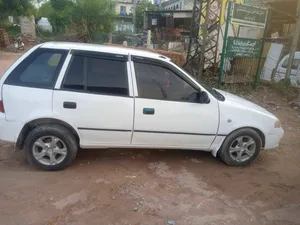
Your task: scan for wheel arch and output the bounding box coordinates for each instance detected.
[213,126,266,157]
[16,118,80,150]
[226,127,265,148]
[251,127,265,148]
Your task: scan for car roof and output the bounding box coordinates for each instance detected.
[40,42,170,62]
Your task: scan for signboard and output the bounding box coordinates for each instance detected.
[231,3,268,28]
[151,17,158,25]
[226,37,263,58]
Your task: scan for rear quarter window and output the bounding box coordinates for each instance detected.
[4,48,68,89]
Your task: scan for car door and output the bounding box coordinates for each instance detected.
[297,61,300,88]
[291,56,300,87]
[131,57,219,150]
[53,50,134,148]
[2,47,68,122]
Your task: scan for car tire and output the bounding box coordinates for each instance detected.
[24,124,78,171]
[219,128,262,166]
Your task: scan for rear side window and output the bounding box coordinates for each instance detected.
[62,55,85,90]
[62,54,129,96]
[86,57,128,96]
[5,48,67,88]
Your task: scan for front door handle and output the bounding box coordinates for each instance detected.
[143,108,155,115]
[63,101,77,109]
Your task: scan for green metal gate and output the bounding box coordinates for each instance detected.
[218,1,268,88]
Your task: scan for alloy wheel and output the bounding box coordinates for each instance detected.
[32,136,67,166]
[229,136,256,162]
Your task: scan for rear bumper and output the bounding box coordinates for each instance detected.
[264,128,284,149]
[0,114,22,143]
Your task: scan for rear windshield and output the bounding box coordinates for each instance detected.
[4,48,68,89]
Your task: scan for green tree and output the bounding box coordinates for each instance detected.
[49,0,74,33]
[70,0,115,41]
[37,0,115,41]
[36,1,54,19]
[50,0,71,11]
[135,0,156,31]
[0,0,35,25]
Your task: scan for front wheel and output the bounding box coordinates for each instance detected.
[24,125,78,170]
[219,128,262,166]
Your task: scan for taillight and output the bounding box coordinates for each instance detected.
[0,101,4,113]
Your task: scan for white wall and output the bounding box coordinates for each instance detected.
[20,16,36,38]
[115,23,134,32]
[37,17,53,33]
[183,0,194,10]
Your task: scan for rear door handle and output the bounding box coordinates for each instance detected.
[143,108,155,115]
[63,101,77,109]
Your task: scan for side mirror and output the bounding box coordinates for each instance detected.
[198,91,210,104]
[187,91,210,103]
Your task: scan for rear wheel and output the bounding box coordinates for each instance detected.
[219,128,262,166]
[24,125,78,170]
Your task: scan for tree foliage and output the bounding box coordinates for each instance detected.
[37,0,115,40]
[0,0,35,22]
[70,0,115,40]
[36,1,53,19]
[50,0,71,11]
[36,0,74,33]
[49,0,74,33]
[135,0,157,31]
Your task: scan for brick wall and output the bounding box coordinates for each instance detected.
[0,29,10,47]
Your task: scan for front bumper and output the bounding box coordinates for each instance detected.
[264,128,284,149]
[0,114,22,143]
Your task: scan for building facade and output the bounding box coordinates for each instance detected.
[161,0,193,10]
[113,0,134,32]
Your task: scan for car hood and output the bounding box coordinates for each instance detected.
[216,89,276,118]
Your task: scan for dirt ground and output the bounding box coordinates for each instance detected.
[0,51,300,225]
[0,51,22,76]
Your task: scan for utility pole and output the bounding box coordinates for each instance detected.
[198,0,211,81]
[185,0,222,81]
[285,0,300,82]
[133,0,137,32]
[132,0,137,45]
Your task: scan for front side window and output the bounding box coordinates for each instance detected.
[62,54,129,96]
[5,48,67,88]
[134,62,197,101]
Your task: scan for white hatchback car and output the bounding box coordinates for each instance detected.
[0,42,284,170]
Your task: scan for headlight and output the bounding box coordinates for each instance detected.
[275,120,282,128]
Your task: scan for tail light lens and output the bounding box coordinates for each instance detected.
[0,101,4,113]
